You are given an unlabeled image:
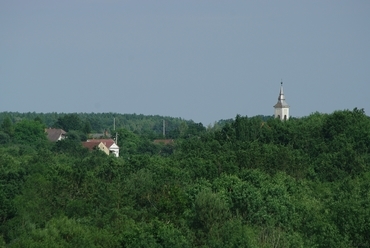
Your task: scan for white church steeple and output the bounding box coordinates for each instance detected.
[273,81,290,120]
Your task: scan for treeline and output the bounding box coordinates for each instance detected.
[0,109,370,247]
[0,112,208,139]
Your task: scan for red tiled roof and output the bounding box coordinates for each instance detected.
[45,128,66,142]
[82,141,100,150]
[86,139,117,148]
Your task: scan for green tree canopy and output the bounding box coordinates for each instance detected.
[13,119,47,144]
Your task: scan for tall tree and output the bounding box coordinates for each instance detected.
[1,116,14,136]
[55,114,83,132]
[14,119,47,144]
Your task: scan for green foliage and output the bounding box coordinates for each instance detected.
[0,112,198,138]
[54,113,83,132]
[116,128,141,156]
[82,120,92,134]
[0,152,24,227]
[10,216,119,248]
[52,136,88,156]
[1,116,14,137]
[1,109,370,247]
[13,120,47,144]
[193,189,231,232]
[184,122,206,137]
[0,131,10,144]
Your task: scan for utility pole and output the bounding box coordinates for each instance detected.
[114,117,118,145]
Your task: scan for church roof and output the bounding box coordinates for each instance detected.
[274,82,289,108]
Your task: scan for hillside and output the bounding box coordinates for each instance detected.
[0,108,369,247]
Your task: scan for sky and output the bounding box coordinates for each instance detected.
[1,1,369,125]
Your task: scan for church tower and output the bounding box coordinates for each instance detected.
[274,82,290,120]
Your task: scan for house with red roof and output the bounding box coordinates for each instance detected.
[82,141,110,155]
[85,139,119,157]
[46,128,67,142]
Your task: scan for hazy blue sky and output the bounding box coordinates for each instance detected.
[1,1,369,124]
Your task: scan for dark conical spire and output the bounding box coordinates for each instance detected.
[278,81,285,101]
[274,81,289,108]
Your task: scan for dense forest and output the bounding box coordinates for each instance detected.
[0,109,370,247]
